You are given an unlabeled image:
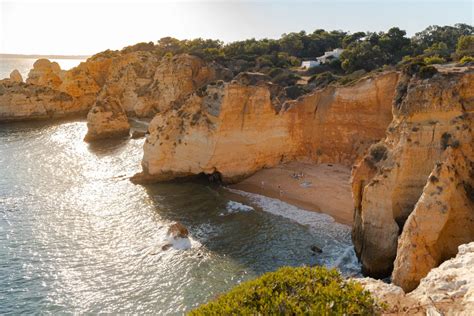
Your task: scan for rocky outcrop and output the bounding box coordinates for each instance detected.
[392,140,474,291]
[352,68,474,280]
[132,79,294,183]
[132,71,399,183]
[9,69,23,83]
[26,59,64,90]
[359,242,474,315]
[84,95,130,142]
[0,80,85,121]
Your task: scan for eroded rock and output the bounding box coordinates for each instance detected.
[84,95,130,142]
[352,69,474,279]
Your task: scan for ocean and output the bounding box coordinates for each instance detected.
[0,57,85,81]
[0,59,359,314]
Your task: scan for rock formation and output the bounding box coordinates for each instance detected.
[0,80,85,121]
[352,67,474,281]
[359,242,474,315]
[84,94,130,142]
[132,71,398,183]
[26,58,64,90]
[9,69,23,83]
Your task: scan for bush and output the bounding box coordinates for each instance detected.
[460,56,474,64]
[272,72,301,86]
[284,85,310,99]
[308,71,338,89]
[424,55,445,65]
[190,266,380,315]
[418,65,438,79]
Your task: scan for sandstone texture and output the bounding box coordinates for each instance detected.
[26,58,64,90]
[84,95,130,142]
[9,69,23,83]
[0,80,86,121]
[359,242,474,315]
[133,71,398,183]
[352,68,474,282]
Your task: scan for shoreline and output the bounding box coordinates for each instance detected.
[230,162,354,226]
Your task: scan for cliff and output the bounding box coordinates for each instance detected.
[0,79,87,121]
[352,67,474,285]
[132,71,398,183]
[358,242,474,315]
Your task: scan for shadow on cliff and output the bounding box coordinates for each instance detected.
[140,180,318,274]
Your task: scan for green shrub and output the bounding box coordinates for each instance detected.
[460,56,474,64]
[308,71,338,89]
[418,65,438,79]
[272,72,301,86]
[190,266,381,315]
[423,55,445,65]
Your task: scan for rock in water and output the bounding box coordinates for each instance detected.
[9,69,23,83]
[84,95,130,142]
[131,130,146,139]
[167,222,189,239]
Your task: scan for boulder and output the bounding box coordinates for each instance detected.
[9,69,23,83]
[167,222,189,239]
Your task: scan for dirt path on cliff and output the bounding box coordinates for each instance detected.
[231,162,354,226]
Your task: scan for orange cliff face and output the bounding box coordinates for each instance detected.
[132,71,399,183]
[0,52,230,124]
[352,67,474,286]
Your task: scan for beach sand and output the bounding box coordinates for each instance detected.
[231,162,354,225]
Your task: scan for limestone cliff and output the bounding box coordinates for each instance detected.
[352,67,474,281]
[0,79,86,121]
[358,242,474,315]
[132,71,399,183]
[26,59,64,90]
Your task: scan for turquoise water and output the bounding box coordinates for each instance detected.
[0,120,357,314]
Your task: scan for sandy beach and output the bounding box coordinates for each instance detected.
[231,162,354,225]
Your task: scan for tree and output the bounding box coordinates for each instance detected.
[456,35,474,59]
[340,41,387,72]
[423,42,450,58]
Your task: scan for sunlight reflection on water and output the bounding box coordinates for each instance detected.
[0,120,357,314]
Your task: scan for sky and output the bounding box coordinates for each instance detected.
[0,0,472,55]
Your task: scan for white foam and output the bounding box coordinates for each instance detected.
[226,188,361,276]
[220,200,254,216]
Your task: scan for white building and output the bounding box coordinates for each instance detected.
[301,48,344,69]
[301,60,320,69]
[317,48,344,64]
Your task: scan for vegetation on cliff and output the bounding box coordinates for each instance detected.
[89,23,472,100]
[190,266,380,315]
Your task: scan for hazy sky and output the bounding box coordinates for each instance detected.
[1,0,472,55]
